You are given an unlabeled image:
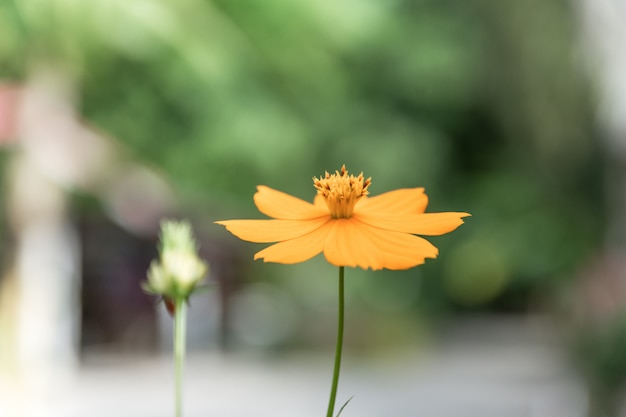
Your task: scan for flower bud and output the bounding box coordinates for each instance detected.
[142,220,208,300]
[162,250,207,293]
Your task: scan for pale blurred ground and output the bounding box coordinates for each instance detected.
[0,316,585,417]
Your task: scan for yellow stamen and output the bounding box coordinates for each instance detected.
[313,165,371,218]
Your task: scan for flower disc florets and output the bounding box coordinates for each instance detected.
[313,164,371,218]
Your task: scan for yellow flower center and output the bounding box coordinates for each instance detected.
[313,165,371,218]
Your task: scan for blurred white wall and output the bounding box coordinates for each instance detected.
[0,68,175,416]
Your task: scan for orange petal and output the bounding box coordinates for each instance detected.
[322,220,439,270]
[323,219,384,270]
[358,224,439,270]
[353,212,471,236]
[254,222,333,264]
[215,217,330,243]
[313,193,327,210]
[254,186,327,220]
[355,188,429,215]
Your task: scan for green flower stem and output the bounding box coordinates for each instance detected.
[174,297,187,417]
[326,266,345,417]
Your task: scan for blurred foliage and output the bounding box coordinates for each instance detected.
[0,0,606,316]
[573,312,626,417]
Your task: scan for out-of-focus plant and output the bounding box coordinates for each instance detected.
[142,220,208,417]
[574,314,626,417]
[559,255,626,417]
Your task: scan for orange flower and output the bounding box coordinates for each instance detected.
[216,165,470,270]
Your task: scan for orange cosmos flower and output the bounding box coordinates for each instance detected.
[216,165,470,270]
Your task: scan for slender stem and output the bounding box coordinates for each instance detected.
[174,297,187,417]
[326,266,345,417]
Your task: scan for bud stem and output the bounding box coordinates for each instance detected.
[174,297,187,417]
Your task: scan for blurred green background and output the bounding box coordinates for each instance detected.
[0,0,606,335]
[1,0,622,414]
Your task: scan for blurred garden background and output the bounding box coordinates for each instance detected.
[1,0,625,416]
